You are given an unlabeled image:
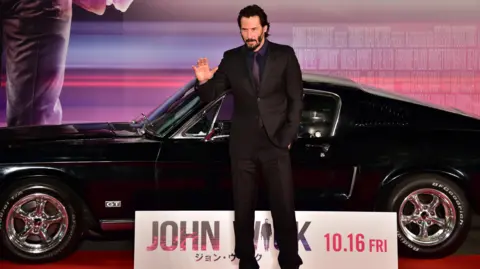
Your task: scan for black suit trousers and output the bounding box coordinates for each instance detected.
[231,126,302,268]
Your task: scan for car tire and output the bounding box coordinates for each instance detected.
[385,173,471,258]
[0,177,85,263]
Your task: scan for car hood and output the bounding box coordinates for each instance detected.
[0,122,141,142]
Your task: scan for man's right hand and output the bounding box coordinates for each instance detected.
[192,58,218,84]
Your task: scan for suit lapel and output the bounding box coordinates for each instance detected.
[259,43,277,94]
[239,48,257,96]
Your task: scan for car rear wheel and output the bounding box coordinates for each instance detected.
[0,178,84,263]
[385,173,471,258]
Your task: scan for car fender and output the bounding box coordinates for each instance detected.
[381,166,469,188]
[375,165,473,211]
[0,166,75,186]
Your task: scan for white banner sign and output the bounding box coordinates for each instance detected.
[134,211,398,269]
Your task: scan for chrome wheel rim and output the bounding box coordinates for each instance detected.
[5,193,69,254]
[398,188,456,246]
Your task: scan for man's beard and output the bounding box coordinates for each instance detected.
[244,34,264,51]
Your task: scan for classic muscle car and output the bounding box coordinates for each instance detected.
[0,73,478,263]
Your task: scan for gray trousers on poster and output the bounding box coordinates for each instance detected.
[0,0,71,126]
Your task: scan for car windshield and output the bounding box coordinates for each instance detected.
[133,79,197,124]
[144,81,204,137]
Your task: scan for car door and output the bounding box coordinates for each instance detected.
[201,93,236,210]
[151,97,225,211]
[67,135,162,222]
[290,90,357,210]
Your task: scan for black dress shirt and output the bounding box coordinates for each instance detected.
[246,39,269,85]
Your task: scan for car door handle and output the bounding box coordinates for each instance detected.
[306,143,330,152]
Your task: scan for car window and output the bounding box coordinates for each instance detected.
[208,91,339,139]
[298,92,339,138]
[210,93,234,139]
[216,93,234,121]
[183,101,222,137]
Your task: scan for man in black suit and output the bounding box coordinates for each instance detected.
[192,5,303,269]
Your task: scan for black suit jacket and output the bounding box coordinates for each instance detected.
[196,41,303,157]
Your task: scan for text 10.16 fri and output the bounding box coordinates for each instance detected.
[324,233,388,253]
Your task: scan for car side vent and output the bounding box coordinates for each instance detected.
[353,100,411,128]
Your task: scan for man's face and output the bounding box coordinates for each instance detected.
[240,16,267,51]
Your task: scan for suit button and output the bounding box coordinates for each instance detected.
[257,98,260,102]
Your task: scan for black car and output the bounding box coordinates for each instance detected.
[0,73,478,263]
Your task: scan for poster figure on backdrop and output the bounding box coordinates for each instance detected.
[260,219,272,251]
[0,0,134,127]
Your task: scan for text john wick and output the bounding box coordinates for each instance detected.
[146,220,312,251]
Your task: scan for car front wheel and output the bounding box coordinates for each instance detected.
[0,178,84,263]
[385,173,471,258]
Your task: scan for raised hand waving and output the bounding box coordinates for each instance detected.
[192,58,219,84]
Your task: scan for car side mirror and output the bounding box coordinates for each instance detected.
[204,122,221,141]
[204,122,228,142]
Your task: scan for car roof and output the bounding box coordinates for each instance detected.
[301,72,480,120]
[302,72,361,89]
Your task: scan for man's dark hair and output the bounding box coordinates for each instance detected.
[237,5,270,38]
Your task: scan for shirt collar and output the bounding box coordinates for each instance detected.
[256,39,268,56]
